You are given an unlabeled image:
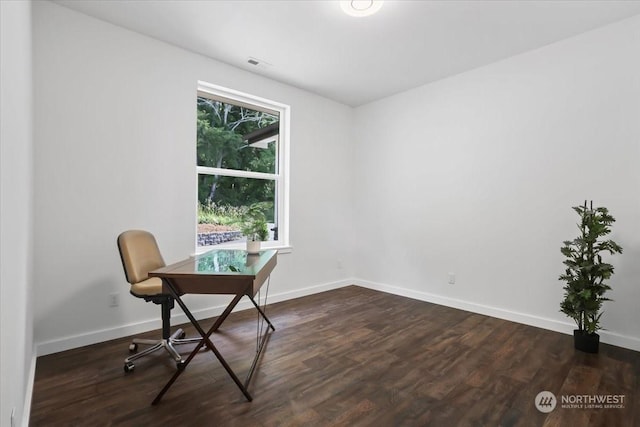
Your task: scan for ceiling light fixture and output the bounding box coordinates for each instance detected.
[340,0,383,18]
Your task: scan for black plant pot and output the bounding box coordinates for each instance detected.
[574,330,600,353]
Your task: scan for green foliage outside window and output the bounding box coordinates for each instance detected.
[197,202,244,226]
[197,97,278,223]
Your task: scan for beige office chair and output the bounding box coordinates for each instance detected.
[117,230,200,373]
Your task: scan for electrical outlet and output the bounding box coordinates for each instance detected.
[448,273,456,285]
[109,293,119,307]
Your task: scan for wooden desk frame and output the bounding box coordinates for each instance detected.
[149,250,277,404]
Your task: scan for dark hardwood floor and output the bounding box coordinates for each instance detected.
[30,286,639,426]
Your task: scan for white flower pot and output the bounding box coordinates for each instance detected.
[246,240,261,254]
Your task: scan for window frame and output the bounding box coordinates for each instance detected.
[196,81,291,253]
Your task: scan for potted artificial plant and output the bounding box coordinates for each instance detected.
[559,200,622,353]
[238,203,269,254]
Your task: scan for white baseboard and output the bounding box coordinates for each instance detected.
[35,278,353,356]
[597,329,640,352]
[354,278,640,353]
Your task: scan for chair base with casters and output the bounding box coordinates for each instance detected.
[117,229,202,373]
[122,292,201,373]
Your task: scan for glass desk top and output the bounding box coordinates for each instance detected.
[152,249,278,278]
[195,249,275,275]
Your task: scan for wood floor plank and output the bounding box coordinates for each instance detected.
[30,285,640,426]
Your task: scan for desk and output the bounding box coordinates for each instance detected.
[149,249,277,404]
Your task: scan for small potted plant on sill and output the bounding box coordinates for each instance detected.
[559,200,622,353]
[238,203,270,254]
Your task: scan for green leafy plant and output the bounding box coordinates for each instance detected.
[559,201,622,334]
[237,202,270,242]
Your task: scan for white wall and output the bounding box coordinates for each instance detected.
[33,1,354,355]
[0,1,35,425]
[353,15,640,350]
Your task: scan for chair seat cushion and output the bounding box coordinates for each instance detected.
[130,277,164,296]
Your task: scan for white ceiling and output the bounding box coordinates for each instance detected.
[54,0,640,106]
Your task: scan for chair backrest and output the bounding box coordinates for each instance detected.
[117,230,166,285]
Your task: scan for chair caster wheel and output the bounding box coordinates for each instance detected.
[128,343,138,353]
[177,360,186,370]
[124,362,135,373]
[179,331,186,339]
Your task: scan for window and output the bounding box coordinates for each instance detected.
[196,81,290,251]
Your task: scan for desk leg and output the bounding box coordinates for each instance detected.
[243,276,275,387]
[152,283,252,404]
[248,296,276,332]
[244,308,272,388]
